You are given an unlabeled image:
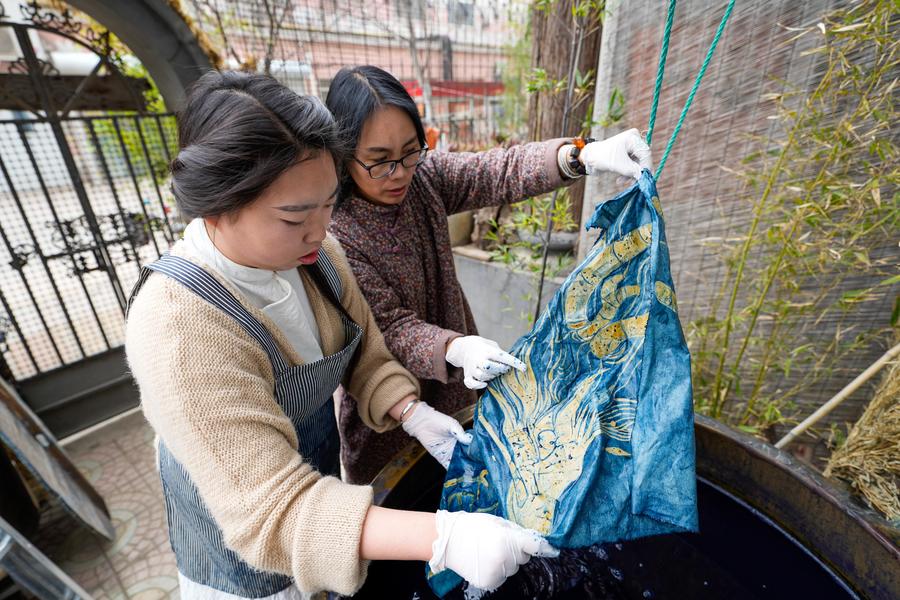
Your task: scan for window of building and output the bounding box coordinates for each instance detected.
[448,0,474,26]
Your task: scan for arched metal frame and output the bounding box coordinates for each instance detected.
[0,2,191,436]
[2,2,149,314]
[65,0,217,111]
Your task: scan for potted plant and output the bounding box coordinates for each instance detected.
[513,189,579,251]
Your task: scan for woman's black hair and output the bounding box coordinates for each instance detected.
[325,65,426,204]
[171,70,342,219]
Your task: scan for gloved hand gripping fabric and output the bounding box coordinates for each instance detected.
[429,510,558,591]
[445,335,527,390]
[401,402,473,468]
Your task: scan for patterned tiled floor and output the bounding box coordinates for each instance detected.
[34,409,179,600]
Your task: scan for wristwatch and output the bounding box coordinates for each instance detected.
[568,137,595,176]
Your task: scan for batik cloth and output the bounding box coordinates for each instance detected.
[430,170,698,596]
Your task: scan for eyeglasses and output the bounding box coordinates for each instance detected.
[353,146,429,179]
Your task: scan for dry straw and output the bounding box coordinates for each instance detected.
[825,342,900,523]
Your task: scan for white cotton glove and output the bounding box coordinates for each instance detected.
[579,128,653,180]
[445,336,527,390]
[430,510,559,592]
[401,402,473,468]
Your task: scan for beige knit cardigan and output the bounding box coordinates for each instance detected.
[125,235,420,595]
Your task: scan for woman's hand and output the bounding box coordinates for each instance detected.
[430,510,559,591]
[400,402,472,468]
[359,507,557,593]
[579,128,653,180]
[445,335,526,390]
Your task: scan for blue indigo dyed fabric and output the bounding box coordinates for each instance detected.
[430,171,698,596]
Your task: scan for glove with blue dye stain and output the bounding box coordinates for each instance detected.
[579,128,653,180]
[401,402,473,468]
[446,335,527,390]
[430,510,559,592]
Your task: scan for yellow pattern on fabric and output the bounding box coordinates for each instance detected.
[597,398,637,441]
[565,223,652,329]
[565,224,652,361]
[488,340,641,530]
[443,469,499,513]
[606,447,632,457]
[465,223,656,535]
[589,314,649,359]
[655,281,677,312]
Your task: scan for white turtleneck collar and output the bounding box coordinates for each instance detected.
[180,218,323,364]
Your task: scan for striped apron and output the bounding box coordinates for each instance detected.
[128,252,361,597]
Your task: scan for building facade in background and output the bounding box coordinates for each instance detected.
[182,0,530,149]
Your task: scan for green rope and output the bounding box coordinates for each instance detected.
[652,0,737,180]
[646,0,677,147]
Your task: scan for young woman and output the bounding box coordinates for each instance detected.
[126,70,555,600]
[326,65,652,484]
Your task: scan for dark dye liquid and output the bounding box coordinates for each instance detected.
[351,475,859,599]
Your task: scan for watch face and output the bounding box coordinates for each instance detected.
[569,152,586,175]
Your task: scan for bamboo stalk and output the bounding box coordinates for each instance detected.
[736,46,892,423]
[774,342,900,448]
[710,61,835,417]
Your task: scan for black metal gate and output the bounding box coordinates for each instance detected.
[0,2,180,436]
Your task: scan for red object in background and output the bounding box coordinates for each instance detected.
[403,81,424,97]
[401,80,505,98]
[425,126,440,150]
